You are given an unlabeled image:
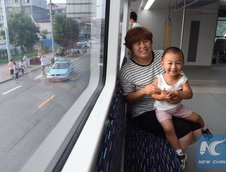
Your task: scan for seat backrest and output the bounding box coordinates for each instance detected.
[214,38,226,50]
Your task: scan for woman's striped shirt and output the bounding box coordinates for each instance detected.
[120,50,164,118]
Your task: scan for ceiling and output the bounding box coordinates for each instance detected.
[131,0,223,10]
[130,0,226,17]
[152,0,219,9]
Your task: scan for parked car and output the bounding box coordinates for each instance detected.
[47,59,75,81]
[77,41,91,51]
[69,48,80,57]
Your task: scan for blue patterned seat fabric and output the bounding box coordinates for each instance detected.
[96,84,181,172]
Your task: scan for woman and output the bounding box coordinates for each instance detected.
[8,59,14,79]
[120,27,201,168]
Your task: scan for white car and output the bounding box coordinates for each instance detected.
[47,59,75,81]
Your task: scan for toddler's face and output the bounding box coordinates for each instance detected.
[161,52,184,76]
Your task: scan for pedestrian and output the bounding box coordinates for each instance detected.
[51,57,55,65]
[151,46,212,169]
[18,59,25,75]
[23,55,29,68]
[13,61,19,79]
[40,55,47,75]
[8,59,14,79]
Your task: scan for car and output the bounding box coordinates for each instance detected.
[77,41,91,49]
[47,59,75,81]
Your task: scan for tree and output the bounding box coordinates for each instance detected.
[8,13,40,52]
[40,29,48,39]
[0,29,5,39]
[54,14,80,48]
[216,20,226,37]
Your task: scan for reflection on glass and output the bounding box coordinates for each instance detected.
[0,0,106,171]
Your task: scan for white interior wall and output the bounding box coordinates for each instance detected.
[135,2,219,66]
[138,9,168,50]
[181,7,218,66]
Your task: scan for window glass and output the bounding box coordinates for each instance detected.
[216,18,226,37]
[0,0,106,171]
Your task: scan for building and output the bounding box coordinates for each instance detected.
[0,0,49,23]
[66,0,95,19]
[36,3,66,39]
[51,2,66,16]
[66,0,106,41]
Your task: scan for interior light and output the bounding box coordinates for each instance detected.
[144,0,156,10]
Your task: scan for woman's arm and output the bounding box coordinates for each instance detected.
[125,83,161,103]
[151,78,168,101]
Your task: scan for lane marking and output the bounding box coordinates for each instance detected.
[2,85,22,95]
[38,95,55,109]
[34,74,43,80]
[71,57,80,62]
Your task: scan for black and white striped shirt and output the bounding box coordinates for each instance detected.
[120,50,164,118]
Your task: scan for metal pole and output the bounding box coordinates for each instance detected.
[49,0,55,57]
[1,0,11,62]
[179,0,186,49]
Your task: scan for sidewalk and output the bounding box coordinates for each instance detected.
[0,53,52,84]
[0,63,41,84]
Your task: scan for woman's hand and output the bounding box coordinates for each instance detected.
[143,84,161,95]
[126,84,161,103]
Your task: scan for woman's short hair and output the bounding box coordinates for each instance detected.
[124,27,153,52]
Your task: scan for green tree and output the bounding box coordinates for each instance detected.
[0,29,5,39]
[40,29,48,39]
[54,14,80,48]
[216,20,226,36]
[8,13,40,52]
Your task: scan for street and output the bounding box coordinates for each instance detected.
[0,53,91,171]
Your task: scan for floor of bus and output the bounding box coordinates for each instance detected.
[182,64,226,172]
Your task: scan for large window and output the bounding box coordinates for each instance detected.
[0,0,107,171]
[216,18,226,37]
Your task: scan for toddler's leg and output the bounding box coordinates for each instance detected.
[185,112,213,139]
[161,119,187,169]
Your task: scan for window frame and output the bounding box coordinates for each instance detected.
[19,0,120,171]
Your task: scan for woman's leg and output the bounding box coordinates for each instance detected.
[132,111,202,139]
[178,128,202,151]
[172,116,201,138]
[185,113,212,139]
[132,111,166,137]
[191,129,202,144]
[178,132,193,151]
